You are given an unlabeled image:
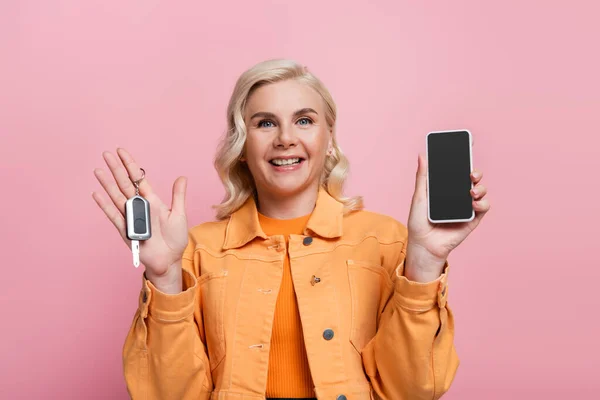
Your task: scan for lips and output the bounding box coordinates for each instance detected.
[269,157,305,166]
[268,157,306,172]
[269,154,304,167]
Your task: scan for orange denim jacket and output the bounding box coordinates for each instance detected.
[122,189,459,400]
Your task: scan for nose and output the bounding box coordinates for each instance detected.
[274,123,297,149]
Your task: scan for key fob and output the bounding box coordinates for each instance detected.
[125,195,152,241]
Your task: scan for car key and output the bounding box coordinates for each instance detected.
[125,169,151,267]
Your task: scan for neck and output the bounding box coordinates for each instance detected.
[256,185,319,219]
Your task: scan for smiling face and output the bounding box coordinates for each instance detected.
[243,79,332,202]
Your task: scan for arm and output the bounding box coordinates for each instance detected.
[361,239,459,400]
[122,243,213,399]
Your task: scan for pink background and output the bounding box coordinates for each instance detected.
[1,1,598,398]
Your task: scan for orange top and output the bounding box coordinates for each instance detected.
[258,212,315,398]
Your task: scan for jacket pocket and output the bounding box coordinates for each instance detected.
[198,269,227,371]
[347,260,393,355]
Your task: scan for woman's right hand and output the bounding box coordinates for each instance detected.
[92,148,189,292]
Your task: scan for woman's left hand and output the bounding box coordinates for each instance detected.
[404,154,491,282]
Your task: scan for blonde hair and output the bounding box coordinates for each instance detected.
[213,59,363,220]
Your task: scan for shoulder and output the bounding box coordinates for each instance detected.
[343,209,408,245]
[187,219,229,250]
[343,209,408,273]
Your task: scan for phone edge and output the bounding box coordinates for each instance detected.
[426,129,475,224]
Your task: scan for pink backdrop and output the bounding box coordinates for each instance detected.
[1,1,598,398]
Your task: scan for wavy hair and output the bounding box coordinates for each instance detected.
[213,59,363,220]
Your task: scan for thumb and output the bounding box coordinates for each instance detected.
[171,176,187,215]
[413,153,428,202]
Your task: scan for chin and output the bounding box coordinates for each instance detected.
[265,179,314,198]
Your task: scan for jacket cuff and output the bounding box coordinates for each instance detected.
[394,260,449,312]
[140,267,198,321]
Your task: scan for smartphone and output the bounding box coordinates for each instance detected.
[426,129,474,223]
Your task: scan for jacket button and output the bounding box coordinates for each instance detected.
[336,395,347,400]
[323,328,334,341]
[310,275,321,286]
[303,236,313,246]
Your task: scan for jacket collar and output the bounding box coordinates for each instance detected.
[222,188,344,250]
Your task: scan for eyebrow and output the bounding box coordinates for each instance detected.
[250,108,319,120]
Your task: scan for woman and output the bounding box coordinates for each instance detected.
[92,59,490,400]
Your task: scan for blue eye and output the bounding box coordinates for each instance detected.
[258,120,275,128]
[297,117,313,126]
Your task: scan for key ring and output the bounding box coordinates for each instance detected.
[131,168,145,196]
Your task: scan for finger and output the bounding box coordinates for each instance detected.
[470,184,487,200]
[116,148,154,197]
[413,153,428,202]
[92,190,131,245]
[473,198,490,214]
[171,176,188,215]
[103,151,139,199]
[471,169,482,184]
[93,168,128,217]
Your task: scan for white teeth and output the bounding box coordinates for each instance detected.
[271,158,300,166]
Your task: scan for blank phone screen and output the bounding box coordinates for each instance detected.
[427,131,473,221]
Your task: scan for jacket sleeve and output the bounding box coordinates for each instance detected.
[361,238,459,400]
[122,237,212,399]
